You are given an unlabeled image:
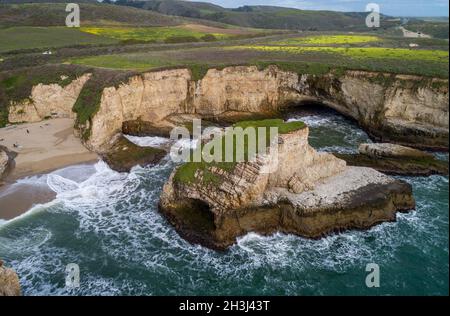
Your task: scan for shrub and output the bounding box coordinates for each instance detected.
[164,36,200,44]
[200,34,218,42]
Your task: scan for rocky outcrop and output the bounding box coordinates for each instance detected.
[0,149,8,178]
[0,146,16,183]
[335,143,449,176]
[358,143,435,159]
[7,66,447,152]
[83,66,448,152]
[159,125,415,250]
[0,260,21,296]
[86,67,300,151]
[302,71,449,150]
[101,135,167,173]
[8,74,91,124]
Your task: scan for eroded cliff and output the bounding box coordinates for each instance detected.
[81,66,448,152]
[8,73,91,123]
[159,123,415,250]
[4,65,448,152]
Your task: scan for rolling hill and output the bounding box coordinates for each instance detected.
[0,1,184,27]
[114,0,399,31]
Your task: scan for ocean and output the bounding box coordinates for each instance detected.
[0,108,448,295]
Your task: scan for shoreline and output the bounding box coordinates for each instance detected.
[0,118,98,220]
[0,118,98,182]
[0,161,98,221]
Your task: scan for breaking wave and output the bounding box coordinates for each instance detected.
[0,111,448,296]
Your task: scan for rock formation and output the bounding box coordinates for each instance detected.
[8,74,91,123]
[79,66,448,152]
[0,149,8,177]
[0,146,16,183]
[5,66,449,152]
[358,143,435,159]
[335,143,448,176]
[5,66,448,153]
[0,260,21,296]
[159,124,415,250]
[101,135,167,172]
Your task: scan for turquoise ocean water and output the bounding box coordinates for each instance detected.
[0,109,448,295]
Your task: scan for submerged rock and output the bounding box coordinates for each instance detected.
[101,135,167,173]
[159,123,415,250]
[359,143,435,159]
[0,260,21,296]
[335,143,448,176]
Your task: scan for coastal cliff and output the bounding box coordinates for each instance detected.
[159,123,415,250]
[82,66,449,152]
[4,66,448,152]
[8,74,91,123]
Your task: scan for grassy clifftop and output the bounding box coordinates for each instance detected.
[174,119,306,185]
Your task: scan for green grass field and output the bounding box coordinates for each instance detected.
[0,26,118,53]
[67,55,168,71]
[79,26,234,43]
[230,45,449,63]
[273,35,381,45]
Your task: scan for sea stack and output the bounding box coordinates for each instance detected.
[159,121,416,250]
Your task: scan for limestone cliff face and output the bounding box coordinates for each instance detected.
[0,146,15,182]
[162,127,346,212]
[191,66,301,116]
[87,66,301,151]
[302,71,449,150]
[0,149,8,178]
[8,74,91,123]
[85,66,448,152]
[8,66,447,151]
[88,69,191,150]
[159,126,415,250]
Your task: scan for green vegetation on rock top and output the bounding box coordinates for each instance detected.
[173,119,306,185]
[72,69,138,140]
[0,64,89,127]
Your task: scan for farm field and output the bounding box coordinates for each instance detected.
[79,26,236,43]
[67,54,171,71]
[67,34,450,78]
[230,45,449,63]
[273,34,381,45]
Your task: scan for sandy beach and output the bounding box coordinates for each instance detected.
[0,118,98,220]
[0,118,98,180]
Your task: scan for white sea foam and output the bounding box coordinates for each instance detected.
[0,132,447,295]
[125,135,171,148]
[287,115,333,127]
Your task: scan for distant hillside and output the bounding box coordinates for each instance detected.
[114,0,399,31]
[0,0,97,3]
[405,19,449,39]
[0,2,184,27]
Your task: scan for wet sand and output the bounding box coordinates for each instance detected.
[0,183,56,220]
